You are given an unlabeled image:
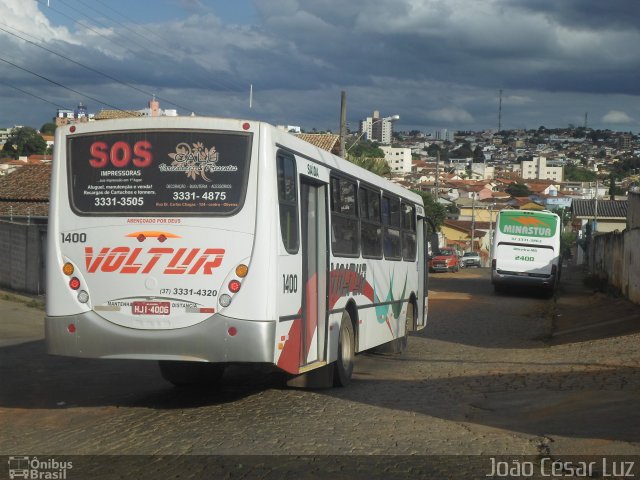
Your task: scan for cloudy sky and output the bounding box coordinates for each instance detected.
[1,0,639,133]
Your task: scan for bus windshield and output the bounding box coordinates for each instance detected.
[68,129,252,216]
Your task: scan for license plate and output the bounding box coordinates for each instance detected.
[132,301,170,315]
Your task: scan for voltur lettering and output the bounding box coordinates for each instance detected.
[84,246,226,275]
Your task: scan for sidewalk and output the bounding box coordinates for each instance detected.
[552,264,640,343]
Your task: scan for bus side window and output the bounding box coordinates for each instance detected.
[383,195,401,260]
[359,187,382,258]
[330,176,359,257]
[401,202,417,261]
[276,153,299,253]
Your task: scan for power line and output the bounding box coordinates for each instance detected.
[0,22,197,113]
[38,0,244,95]
[0,78,71,110]
[0,55,134,113]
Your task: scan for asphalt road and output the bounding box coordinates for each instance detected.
[1,268,639,479]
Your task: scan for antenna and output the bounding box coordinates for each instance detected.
[584,112,588,129]
[497,89,502,132]
[249,84,253,109]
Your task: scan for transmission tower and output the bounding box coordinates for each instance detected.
[497,89,502,132]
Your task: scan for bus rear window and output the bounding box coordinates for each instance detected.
[67,129,252,215]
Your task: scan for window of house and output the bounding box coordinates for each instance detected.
[331,176,359,256]
[276,153,298,253]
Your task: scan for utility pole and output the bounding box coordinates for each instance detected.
[470,193,476,253]
[339,91,347,158]
[435,150,440,197]
[593,179,598,233]
[497,89,502,133]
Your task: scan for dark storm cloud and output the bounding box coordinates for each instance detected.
[2,0,639,131]
[508,0,640,30]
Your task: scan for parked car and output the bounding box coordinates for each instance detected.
[461,251,482,268]
[429,248,460,273]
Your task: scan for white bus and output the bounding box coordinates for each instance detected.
[491,209,561,293]
[46,116,434,387]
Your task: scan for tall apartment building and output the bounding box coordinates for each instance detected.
[520,156,564,182]
[434,129,454,142]
[380,146,412,173]
[360,110,394,144]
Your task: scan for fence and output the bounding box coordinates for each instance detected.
[588,191,640,304]
[0,219,47,296]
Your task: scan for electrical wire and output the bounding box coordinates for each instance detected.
[0,78,71,110]
[0,55,135,114]
[0,22,197,113]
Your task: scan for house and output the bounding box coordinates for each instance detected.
[0,164,51,218]
[295,133,342,156]
[571,199,628,234]
[441,220,489,263]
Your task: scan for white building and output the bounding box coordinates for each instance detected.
[471,163,495,180]
[520,156,564,182]
[360,111,394,144]
[380,146,412,173]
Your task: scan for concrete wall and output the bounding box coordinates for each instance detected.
[589,192,640,304]
[0,220,47,296]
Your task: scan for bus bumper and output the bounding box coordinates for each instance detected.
[45,312,275,363]
[491,271,557,290]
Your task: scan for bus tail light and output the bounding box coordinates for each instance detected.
[228,280,241,293]
[551,264,557,275]
[77,290,89,304]
[491,259,496,270]
[219,262,249,309]
[235,264,248,278]
[69,277,81,290]
[63,263,74,276]
[219,294,232,307]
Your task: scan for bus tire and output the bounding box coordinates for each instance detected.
[333,311,355,387]
[401,301,415,352]
[159,360,225,386]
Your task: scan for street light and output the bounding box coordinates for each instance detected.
[345,114,400,154]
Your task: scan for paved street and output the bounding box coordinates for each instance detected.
[1,268,639,477]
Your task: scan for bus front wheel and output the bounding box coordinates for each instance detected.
[159,360,225,386]
[333,312,355,387]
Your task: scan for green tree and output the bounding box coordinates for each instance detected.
[412,190,446,228]
[564,164,597,182]
[347,140,384,159]
[346,156,390,176]
[40,122,57,135]
[1,126,47,159]
[505,182,530,197]
[473,145,485,163]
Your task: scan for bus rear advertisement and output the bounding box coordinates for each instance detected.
[491,209,561,293]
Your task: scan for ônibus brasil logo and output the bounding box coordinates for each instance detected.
[499,214,556,238]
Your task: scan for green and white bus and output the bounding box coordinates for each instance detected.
[491,209,561,292]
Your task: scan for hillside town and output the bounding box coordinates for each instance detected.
[1,101,638,267]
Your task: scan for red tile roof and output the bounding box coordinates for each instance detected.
[0,164,51,201]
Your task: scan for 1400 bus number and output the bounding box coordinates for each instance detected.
[515,255,534,262]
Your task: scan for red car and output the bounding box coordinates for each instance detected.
[429,248,460,273]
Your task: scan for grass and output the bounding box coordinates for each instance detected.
[0,291,45,311]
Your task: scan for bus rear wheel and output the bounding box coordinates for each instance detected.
[333,312,355,387]
[159,360,225,386]
[399,301,415,352]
